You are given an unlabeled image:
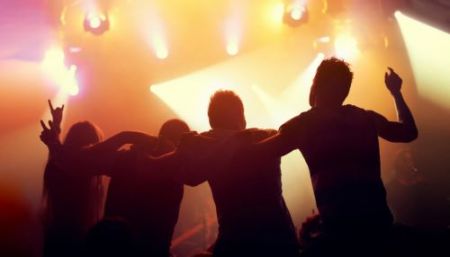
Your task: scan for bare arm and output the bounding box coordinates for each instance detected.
[155,133,230,186]
[42,129,157,175]
[173,134,219,186]
[246,132,297,158]
[236,122,302,159]
[138,150,180,175]
[372,68,418,142]
[74,131,158,171]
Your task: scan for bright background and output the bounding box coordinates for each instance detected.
[1,0,449,256]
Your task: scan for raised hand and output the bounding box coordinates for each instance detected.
[40,120,58,146]
[385,67,402,95]
[48,99,64,132]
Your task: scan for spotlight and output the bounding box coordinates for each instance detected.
[283,2,308,27]
[156,49,169,60]
[334,34,359,60]
[152,37,169,60]
[83,13,109,35]
[226,41,239,56]
[88,16,102,29]
[313,36,331,53]
[290,5,305,21]
[41,48,80,96]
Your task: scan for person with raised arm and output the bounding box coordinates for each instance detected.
[40,101,155,257]
[242,58,418,256]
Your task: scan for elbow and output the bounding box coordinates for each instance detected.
[411,128,419,141]
[403,128,419,142]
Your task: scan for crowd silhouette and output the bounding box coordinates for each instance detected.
[39,58,449,257]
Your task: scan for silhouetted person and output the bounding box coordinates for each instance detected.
[105,119,189,257]
[41,101,106,257]
[40,101,152,257]
[175,91,300,257]
[85,217,135,257]
[246,58,418,256]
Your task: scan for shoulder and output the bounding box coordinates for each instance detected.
[200,130,213,137]
[344,105,380,119]
[243,128,277,142]
[279,110,313,133]
[345,104,379,114]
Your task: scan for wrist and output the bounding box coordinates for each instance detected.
[390,90,402,98]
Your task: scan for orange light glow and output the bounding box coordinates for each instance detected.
[153,36,169,60]
[269,2,285,25]
[41,47,79,96]
[334,34,359,61]
[226,40,239,56]
[290,6,305,21]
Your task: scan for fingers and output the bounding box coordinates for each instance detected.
[48,120,54,128]
[40,120,49,131]
[48,99,54,112]
[48,99,65,113]
[387,67,400,78]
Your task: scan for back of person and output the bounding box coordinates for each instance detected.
[42,120,105,257]
[105,143,183,257]
[281,105,392,233]
[44,161,98,257]
[104,120,188,257]
[178,90,299,256]
[44,162,100,232]
[201,128,299,257]
[275,58,419,236]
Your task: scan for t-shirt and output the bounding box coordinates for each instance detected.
[279,105,393,229]
[184,128,299,255]
[105,141,183,257]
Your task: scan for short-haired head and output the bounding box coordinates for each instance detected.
[309,57,353,108]
[208,90,246,130]
[158,119,190,146]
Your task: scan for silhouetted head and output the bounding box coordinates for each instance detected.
[208,90,246,130]
[63,121,103,149]
[309,57,353,108]
[158,119,190,146]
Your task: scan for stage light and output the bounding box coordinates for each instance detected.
[317,36,331,43]
[313,36,331,52]
[334,34,359,60]
[152,36,169,60]
[88,16,102,29]
[83,12,109,35]
[290,5,306,21]
[156,49,168,60]
[226,41,239,56]
[64,65,79,96]
[224,16,242,57]
[283,1,308,26]
[41,47,80,96]
[41,47,67,84]
[396,11,450,110]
